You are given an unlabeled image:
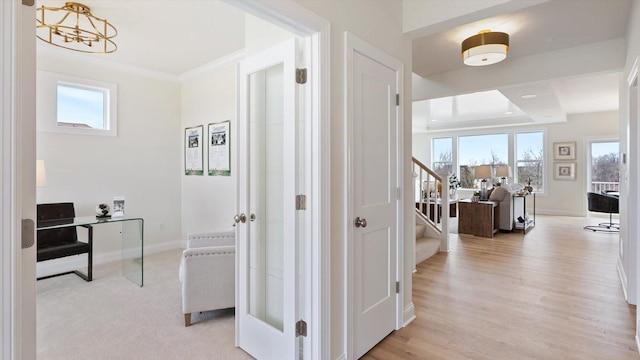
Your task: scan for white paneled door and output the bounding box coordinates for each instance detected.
[350,46,400,358]
[236,38,302,360]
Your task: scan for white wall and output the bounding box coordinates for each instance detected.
[290,1,413,358]
[413,110,620,216]
[180,64,237,237]
[179,13,294,240]
[36,54,183,274]
[620,0,640,314]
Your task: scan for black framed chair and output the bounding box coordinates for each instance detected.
[584,192,619,232]
[37,203,93,281]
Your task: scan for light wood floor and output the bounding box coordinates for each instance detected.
[364,215,639,360]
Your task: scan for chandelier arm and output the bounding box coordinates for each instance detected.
[35,2,117,54]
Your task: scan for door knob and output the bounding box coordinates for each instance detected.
[234,213,247,224]
[354,217,367,228]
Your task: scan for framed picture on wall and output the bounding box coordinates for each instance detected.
[553,162,576,181]
[208,121,231,176]
[185,125,204,175]
[553,141,576,160]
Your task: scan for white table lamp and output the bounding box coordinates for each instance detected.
[474,165,492,200]
[36,160,47,187]
[495,165,511,184]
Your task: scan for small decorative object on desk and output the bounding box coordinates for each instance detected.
[113,196,125,217]
[95,203,111,218]
[472,191,480,202]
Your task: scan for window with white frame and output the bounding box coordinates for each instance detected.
[516,131,544,192]
[37,70,117,136]
[589,141,619,193]
[458,134,508,189]
[432,137,452,179]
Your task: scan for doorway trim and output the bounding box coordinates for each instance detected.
[223,1,330,358]
[344,31,405,359]
[1,1,20,358]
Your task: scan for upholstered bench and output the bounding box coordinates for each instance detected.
[179,231,235,326]
[37,202,92,281]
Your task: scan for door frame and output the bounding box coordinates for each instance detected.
[344,31,405,359]
[2,1,37,359]
[1,1,331,359]
[223,1,330,358]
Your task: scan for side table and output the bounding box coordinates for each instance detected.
[458,200,499,238]
[513,192,535,233]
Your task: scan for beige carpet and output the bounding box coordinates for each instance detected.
[37,249,253,360]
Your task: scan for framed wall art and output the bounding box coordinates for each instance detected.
[208,120,231,176]
[185,125,204,175]
[553,141,576,160]
[553,162,576,181]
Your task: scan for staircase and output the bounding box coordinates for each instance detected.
[412,157,451,269]
[415,223,441,265]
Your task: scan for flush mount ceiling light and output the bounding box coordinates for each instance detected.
[36,2,117,54]
[461,30,509,66]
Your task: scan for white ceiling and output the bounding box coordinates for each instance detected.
[37,0,247,76]
[409,0,632,132]
[36,0,632,132]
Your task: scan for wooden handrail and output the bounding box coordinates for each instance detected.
[412,156,442,183]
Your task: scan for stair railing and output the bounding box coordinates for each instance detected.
[412,157,450,252]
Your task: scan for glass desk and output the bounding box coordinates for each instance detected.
[37,216,144,287]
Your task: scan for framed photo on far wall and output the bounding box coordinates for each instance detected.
[554,162,576,181]
[208,120,231,176]
[184,125,204,175]
[553,141,576,160]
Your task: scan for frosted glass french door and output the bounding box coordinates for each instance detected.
[237,38,299,360]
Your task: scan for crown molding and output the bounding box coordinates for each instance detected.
[36,44,181,83]
[178,48,247,82]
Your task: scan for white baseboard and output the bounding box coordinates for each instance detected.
[334,354,347,360]
[37,240,182,278]
[617,257,630,303]
[536,209,585,217]
[403,302,416,327]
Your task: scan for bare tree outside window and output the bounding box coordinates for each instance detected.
[590,142,619,192]
[517,148,544,191]
[516,132,544,192]
[459,134,508,190]
[432,137,452,179]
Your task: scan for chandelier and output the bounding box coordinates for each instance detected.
[36,2,117,54]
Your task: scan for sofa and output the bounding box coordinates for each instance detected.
[488,183,525,231]
[179,231,235,326]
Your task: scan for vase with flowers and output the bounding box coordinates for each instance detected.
[448,174,460,198]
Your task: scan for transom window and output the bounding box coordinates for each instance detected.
[57,83,108,130]
[37,70,117,136]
